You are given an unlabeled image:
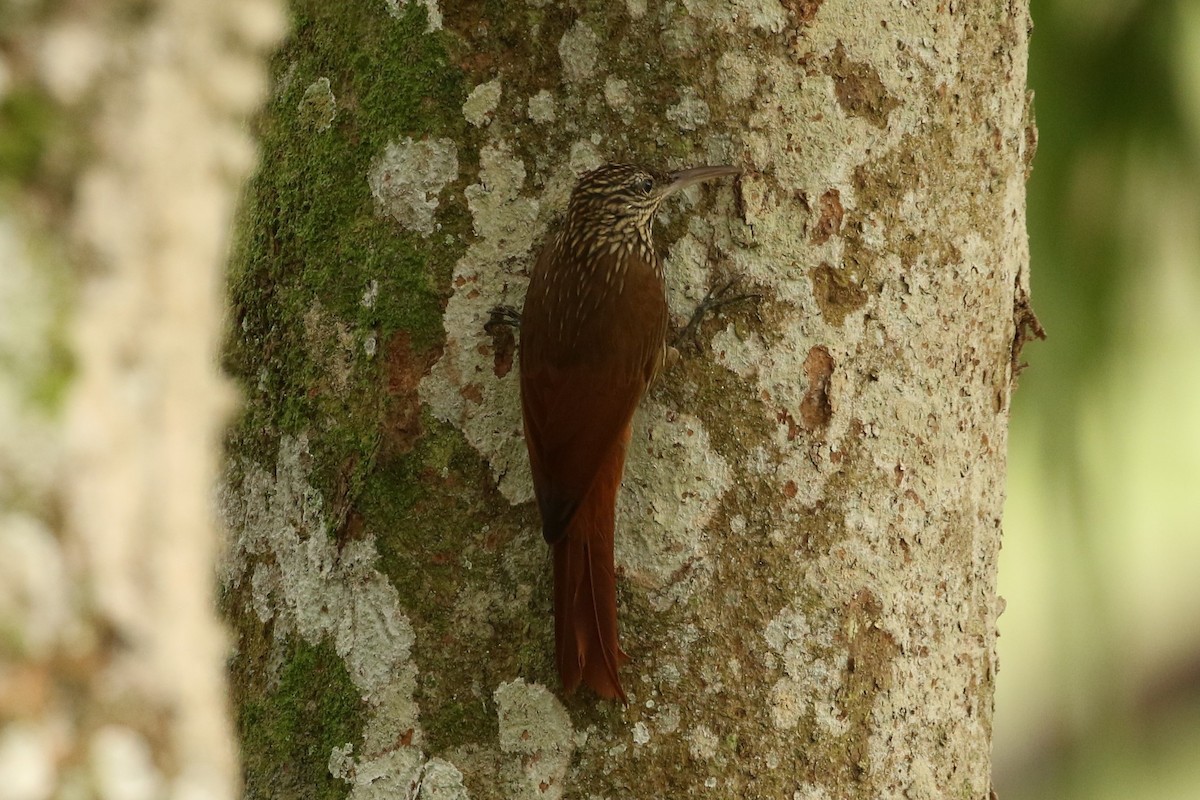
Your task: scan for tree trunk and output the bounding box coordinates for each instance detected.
[220,2,1034,798]
[0,1,282,797]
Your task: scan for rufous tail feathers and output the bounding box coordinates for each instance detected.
[552,438,630,703]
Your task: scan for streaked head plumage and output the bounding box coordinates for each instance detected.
[563,162,739,245]
[566,164,667,233]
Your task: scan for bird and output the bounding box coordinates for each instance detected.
[519,162,740,702]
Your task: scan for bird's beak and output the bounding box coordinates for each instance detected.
[662,165,741,197]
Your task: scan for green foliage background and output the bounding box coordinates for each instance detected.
[997,1,1200,797]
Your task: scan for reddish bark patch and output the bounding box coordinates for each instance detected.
[460,383,484,405]
[827,41,899,129]
[334,506,365,550]
[381,332,440,460]
[777,408,801,441]
[780,0,824,25]
[800,346,834,431]
[484,316,516,378]
[812,188,844,244]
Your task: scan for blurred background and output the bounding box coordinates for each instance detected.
[994,1,1200,797]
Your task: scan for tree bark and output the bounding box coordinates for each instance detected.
[220,1,1034,798]
[0,1,282,797]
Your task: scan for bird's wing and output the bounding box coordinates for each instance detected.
[520,359,644,544]
[519,246,665,544]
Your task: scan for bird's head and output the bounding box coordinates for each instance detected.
[565,163,739,244]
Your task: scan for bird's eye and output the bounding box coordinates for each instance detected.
[639,177,654,194]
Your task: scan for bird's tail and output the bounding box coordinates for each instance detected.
[552,435,630,703]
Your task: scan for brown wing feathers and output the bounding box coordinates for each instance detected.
[520,239,664,702]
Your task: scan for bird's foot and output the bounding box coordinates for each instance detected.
[485,304,522,333]
[673,277,760,352]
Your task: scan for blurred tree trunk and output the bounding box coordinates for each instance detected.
[218,2,1034,799]
[0,1,282,798]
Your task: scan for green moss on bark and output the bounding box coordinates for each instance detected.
[237,637,366,800]
[224,1,485,792]
[224,0,469,481]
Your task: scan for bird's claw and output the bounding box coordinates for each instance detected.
[486,304,522,333]
[674,277,760,351]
